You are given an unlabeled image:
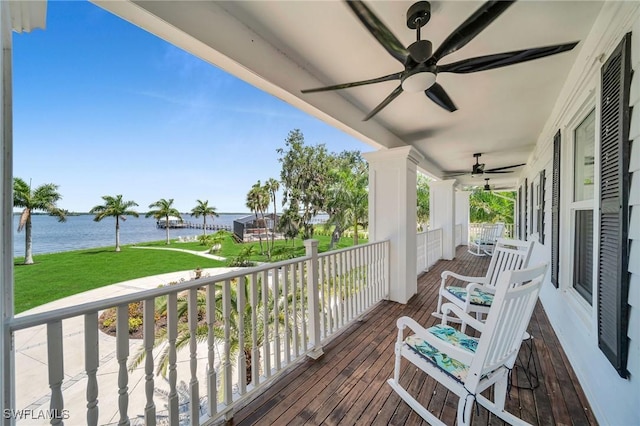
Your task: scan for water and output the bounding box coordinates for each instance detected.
[12,213,250,257]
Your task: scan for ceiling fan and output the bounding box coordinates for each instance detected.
[301,0,579,121]
[443,153,524,178]
[482,178,511,191]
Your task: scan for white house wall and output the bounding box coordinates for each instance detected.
[521,3,640,425]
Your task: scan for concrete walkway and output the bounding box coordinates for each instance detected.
[130,245,227,261]
[13,266,240,425]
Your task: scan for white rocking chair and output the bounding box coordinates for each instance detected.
[388,263,548,426]
[434,238,534,332]
[468,222,505,256]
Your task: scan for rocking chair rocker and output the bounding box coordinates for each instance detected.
[388,263,548,426]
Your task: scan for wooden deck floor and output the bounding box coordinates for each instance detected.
[230,246,597,425]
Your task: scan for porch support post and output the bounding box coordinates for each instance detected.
[455,191,471,246]
[0,1,14,421]
[430,180,456,260]
[364,146,423,304]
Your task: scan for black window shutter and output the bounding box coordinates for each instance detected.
[518,185,523,239]
[524,178,528,237]
[538,169,546,244]
[551,130,561,287]
[598,32,632,378]
[530,180,534,234]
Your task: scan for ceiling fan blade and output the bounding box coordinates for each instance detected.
[437,42,579,74]
[346,1,410,64]
[301,72,402,93]
[485,163,526,172]
[363,85,403,121]
[430,1,515,63]
[425,83,457,112]
[484,170,514,174]
[442,171,469,177]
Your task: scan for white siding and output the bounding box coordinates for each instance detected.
[627,14,640,392]
[526,4,640,425]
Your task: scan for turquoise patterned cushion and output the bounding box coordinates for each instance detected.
[446,286,494,306]
[405,325,479,383]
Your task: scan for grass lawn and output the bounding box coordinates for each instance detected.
[14,232,367,314]
[14,246,226,314]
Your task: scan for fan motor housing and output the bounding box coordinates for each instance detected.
[407,1,431,29]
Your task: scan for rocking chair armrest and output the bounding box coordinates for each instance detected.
[396,316,474,365]
[440,270,488,286]
[465,282,496,295]
[440,303,485,333]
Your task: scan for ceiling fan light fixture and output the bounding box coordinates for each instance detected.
[401,71,436,92]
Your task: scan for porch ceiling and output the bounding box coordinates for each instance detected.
[94,0,603,189]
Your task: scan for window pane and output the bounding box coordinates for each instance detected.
[574,109,595,201]
[573,209,593,304]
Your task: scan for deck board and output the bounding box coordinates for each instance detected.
[231,246,597,426]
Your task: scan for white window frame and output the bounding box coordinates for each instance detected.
[560,94,598,326]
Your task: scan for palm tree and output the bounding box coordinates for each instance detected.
[146,198,182,244]
[190,199,219,236]
[246,182,269,255]
[264,178,280,252]
[130,277,290,387]
[89,195,139,252]
[13,177,67,265]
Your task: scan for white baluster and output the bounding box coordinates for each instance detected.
[84,313,99,426]
[250,273,259,387]
[237,277,247,394]
[188,288,200,425]
[272,268,281,370]
[282,265,291,365]
[262,270,271,378]
[319,256,326,339]
[291,264,299,357]
[143,299,156,426]
[167,293,179,425]
[206,283,217,416]
[330,254,336,333]
[298,261,307,351]
[223,279,233,405]
[116,305,130,426]
[47,321,64,426]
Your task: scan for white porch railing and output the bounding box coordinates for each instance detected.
[469,222,513,241]
[416,228,443,273]
[4,239,389,426]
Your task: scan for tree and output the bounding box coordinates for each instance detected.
[130,277,287,387]
[246,181,270,256]
[89,195,139,252]
[277,129,330,240]
[13,177,67,265]
[146,198,182,244]
[324,151,368,246]
[417,173,430,230]
[264,178,280,252]
[469,189,516,223]
[190,199,219,236]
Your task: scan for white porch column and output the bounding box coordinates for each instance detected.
[1,1,13,418]
[430,180,456,260]
[364,146,422,304]
[455,191,470,246]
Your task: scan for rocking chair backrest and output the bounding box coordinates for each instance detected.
[485,238,534,288]
[466,263,548,390]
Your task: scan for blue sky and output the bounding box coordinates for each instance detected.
[12,1,371,213]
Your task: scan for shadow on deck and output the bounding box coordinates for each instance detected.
[231,246,597,425]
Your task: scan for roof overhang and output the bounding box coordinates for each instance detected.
[92,0,605,190]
